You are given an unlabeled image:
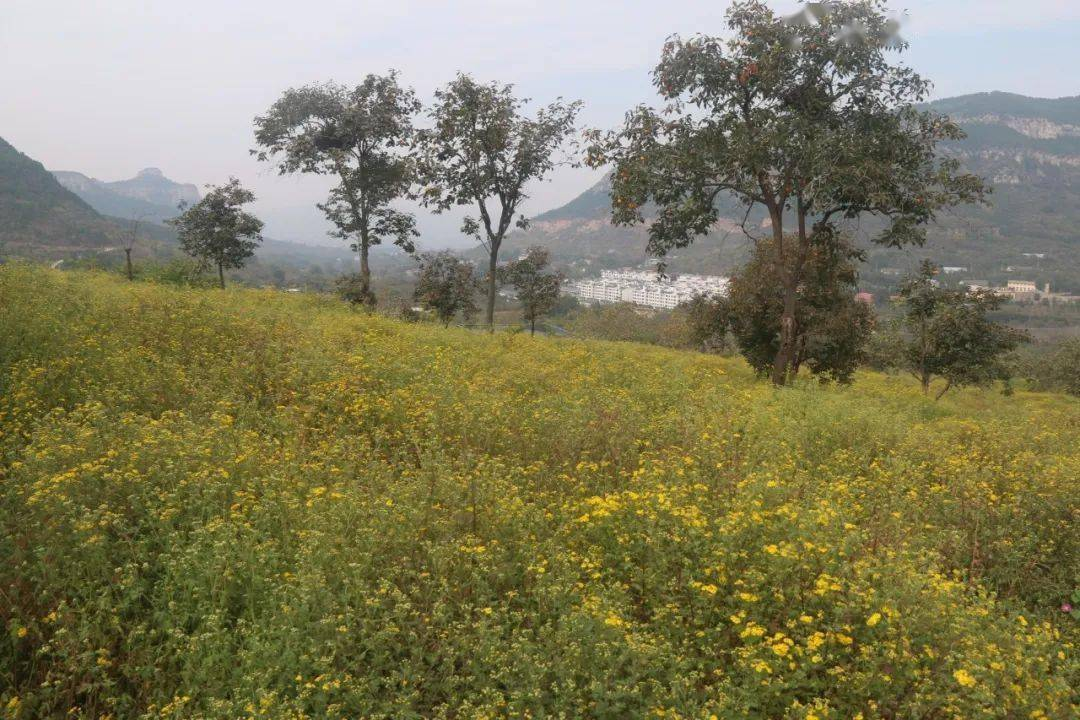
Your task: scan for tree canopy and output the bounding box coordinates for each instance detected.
[414,251,479,327]
[254,73,420,306]
[500,246,562,336]
[168,178,263,289]
[587,0,987,384]
[416,74,580,329]
[723,233,873,383]
[894,261,1028,398]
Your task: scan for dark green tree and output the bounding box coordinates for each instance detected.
[254,74,420,306]
[1020,338,1080,397]
[682,294,730,353]
[415,74,580,330]
[500,246,562,335]
[169,178,263,289]
[721,233,873,383]
[897,261,1028,398]
[586,0,986,385]
[414,251,479,327]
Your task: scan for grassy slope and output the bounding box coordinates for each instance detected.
[0,266,1076,719]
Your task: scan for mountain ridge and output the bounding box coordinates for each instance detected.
[53,167,200,225]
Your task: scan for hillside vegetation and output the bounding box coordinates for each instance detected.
[1,266,1077,719]
[0,138,113,254]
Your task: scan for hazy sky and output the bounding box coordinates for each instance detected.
[3,0,1078,248]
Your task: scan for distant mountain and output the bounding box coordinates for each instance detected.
[912,92,1080,291]
[0,136,115,255]
[53,167,199,224]
[0,136,358,272]
[516,92,1080,291]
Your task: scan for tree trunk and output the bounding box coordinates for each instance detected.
[791,334,806,377]
[919,317,930,394]
[767,202,793,385]
[530,317,536,337]
[485,249,498,332]
[772,281,799,385]
[218,262,225,289]
[125,248,133,281]
[934,379,952,400]
[359,240,374,308]
[770,200,809,387]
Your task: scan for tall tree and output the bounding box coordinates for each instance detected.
[414,251,479,327]
[254,74,420,306]
[169,178,263,289]
[500,246,562,336]
[416,74,580,330]
[586,0,986,384]
[896,261,1027,398]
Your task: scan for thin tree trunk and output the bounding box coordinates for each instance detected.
[125,248,133,281]
[530,317,535,336]
[767,204,792,385]
[919,317,930,394]
[934,379,952,400]
[218,262,225,289]
[485,249,498,332]
[359,239,374,308]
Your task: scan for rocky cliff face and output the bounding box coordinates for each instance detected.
[53,167,200,224]
[955,114,1080,140]
[107,167,200,208]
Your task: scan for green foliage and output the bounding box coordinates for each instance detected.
[138,257,216,288]
[727,235,874,383]
[416,74,580,327]
[682,294,730,352]
[586,0,987,383]
[896,261,1029,397]
[500,246,562,335]
[566,303,692,348]
[254,74,421,306]
[413,251,479,326]
[0,266,1077,718]
[168,178,263,288]
[681,235,873,381]
[334,272,375,307]
[0,137,113,252]
[1016,337,1080,396]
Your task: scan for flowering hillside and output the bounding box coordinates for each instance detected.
[1,265,1077,719]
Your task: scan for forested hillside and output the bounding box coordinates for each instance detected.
[0,137,114,254]
[0,137,183,260]
[1,266,1076,718]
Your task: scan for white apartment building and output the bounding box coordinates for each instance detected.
[570,269,729,310]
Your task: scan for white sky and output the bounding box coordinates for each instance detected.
[2,0,1078,247]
